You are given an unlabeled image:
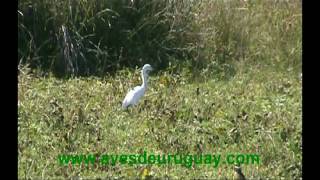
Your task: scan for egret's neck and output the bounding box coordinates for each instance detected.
[141,70,148,89]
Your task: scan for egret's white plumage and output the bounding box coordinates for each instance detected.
[122,64,153,109]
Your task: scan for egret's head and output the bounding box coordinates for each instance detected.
[142,64,153,75]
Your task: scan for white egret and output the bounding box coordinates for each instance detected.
[122,64,153,109]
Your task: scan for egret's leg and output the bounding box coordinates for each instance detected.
[122,105,132,116]
[128,106,134,115]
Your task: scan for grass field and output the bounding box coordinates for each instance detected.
[18,0,302,179]
[18,61,302,179]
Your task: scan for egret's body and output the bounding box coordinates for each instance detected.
[122,64,153,109]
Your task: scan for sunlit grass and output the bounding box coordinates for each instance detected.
[18,62,302,178]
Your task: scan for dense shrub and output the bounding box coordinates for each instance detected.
[18,0,198,77]
[18,0,301,77]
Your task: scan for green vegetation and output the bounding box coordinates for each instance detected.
[18,0,302,179]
